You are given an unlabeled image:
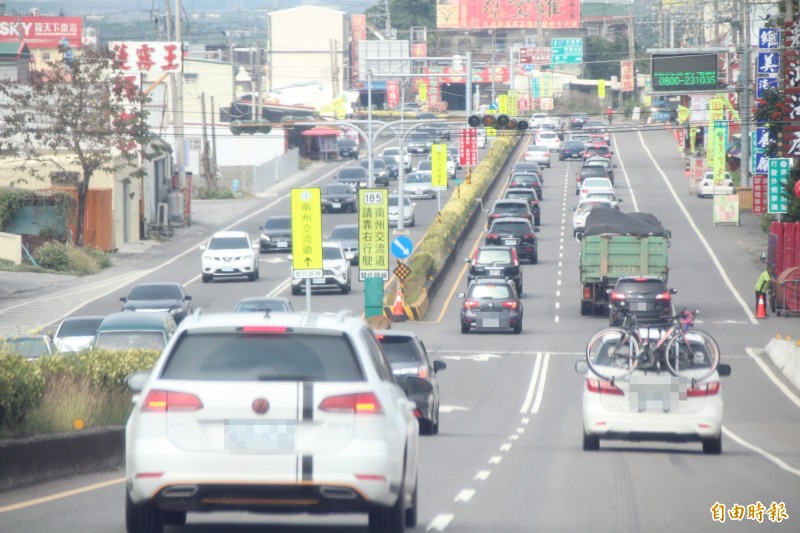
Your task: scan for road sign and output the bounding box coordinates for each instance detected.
[393,262,410,281]
[551,38,582,65]
[358,189,389,281]
[519,46,551,65]
[430,144,448,191]
[753,174,767,215]
[290,188,323,278]
[597,79,605,99]
[391,236,413,259]
[768,158,791,214]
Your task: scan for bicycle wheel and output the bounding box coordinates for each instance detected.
[586,327,640,380]
[663,330,720,380]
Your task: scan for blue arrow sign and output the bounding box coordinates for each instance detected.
[391,236,413,259]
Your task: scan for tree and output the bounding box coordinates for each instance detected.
[0,45,163,247]
[583,35,629,81]
[367,0,436,38]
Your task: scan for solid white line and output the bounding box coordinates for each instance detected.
[426,514,455,531]
[474,470,491,481]
[745,347,800,408]
[722,427,800,478]
[454,489,476,502]
[636,131,757,324]
[520,352,543,413]
[531,353,550,414]
[611,131,640,213]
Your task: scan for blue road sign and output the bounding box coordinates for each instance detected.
[390,236,413,259]
[757,52,780,76]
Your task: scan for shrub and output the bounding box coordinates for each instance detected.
[33,241,71,271]
[0,352,45,428]
[36,348,161,393]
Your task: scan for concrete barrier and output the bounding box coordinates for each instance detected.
[765,337,800,391]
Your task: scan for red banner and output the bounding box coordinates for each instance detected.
[386,80,400,109]
[753,174,767,215]
[411,43,427,58]
[459,128,478,167]
[423,65,510,84]
[437,0,580,30]
[0,16,82,47]
[621,60,634,92]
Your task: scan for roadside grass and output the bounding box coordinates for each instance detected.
[0,373,132,439]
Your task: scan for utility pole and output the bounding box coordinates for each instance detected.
[211,95,218,183]
[255,41,263,122]
[739,0,751,187]
[201,93,213,190]
[466,51,473,116]
[172,0,187,225]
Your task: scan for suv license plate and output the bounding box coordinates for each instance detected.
[504,239,518,246]
[632,302,648,311]
[277,242,288,248]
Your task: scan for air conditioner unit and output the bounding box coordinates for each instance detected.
[157,203,169,226]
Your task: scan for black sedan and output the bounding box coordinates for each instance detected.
[259,215,292,252]
[336,138,358,159]
[465,245,523,295]
[485,217,539,264]
[375,330,446,435]
[508,172,543,200]
[120,282,193,324]
[458,278,523,334]
[503,187,541,226]
[321,183,357,213]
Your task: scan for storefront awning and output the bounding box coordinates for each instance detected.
[301,127,340,137]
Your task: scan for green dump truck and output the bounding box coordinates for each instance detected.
[579,209,670,315]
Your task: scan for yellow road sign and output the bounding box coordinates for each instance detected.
[358,189,389,281]
[598,79,606,99]
[497,94,508,115]
[431,143,448,191]
[290,188,323,278]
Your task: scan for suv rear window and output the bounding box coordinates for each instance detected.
[378,336,422,364]
[476,249,512,264]
[338,167,367,179]
[161,331,364,382]
[491,221,531,234]
[615,279,667,297]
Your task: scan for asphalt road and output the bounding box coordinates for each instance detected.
[1,125,799,532]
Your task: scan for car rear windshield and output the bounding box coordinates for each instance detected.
[505,191,532,201]
[493,202,527,214]
[388,196,410,206]
[95,331,166,351]
[322,246,343,260]
[580,167,608,178]
[58,318,103,336]
[338,167,367,179]
[476,249,512,264]
[417,161,432,170]
[377,336,422,364]
[160,331,364,382]
[128,284,182,300]
[209,236,250,250]
[331,226,358,239]
[491,221,531,234]
[337,139,355,147]
[235,300,291,312]
[265,217,291,229]
[616,279,667,296]
[470,284,512,299]
[323,184,352,195]
[407,173,431,183]
[511,174,538,184]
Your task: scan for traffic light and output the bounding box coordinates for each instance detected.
[467,114,528,131]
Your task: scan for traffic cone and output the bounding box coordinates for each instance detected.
[391,287,407,322]
[756,294,767,319]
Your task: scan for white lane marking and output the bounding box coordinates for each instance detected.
[557,280,561,286]
[556,290,561,297]
[0,478,125,513]
[426,514,455,531]
[500,443,512,451]
[531,353,551,414]
[558,270,562,276]
[559,261,563,268]
[521,417,530,424]
[555,302,560,309]
[516,427,525,434]
[745,347,800,408]
[559,252,563,259]
[723,427,800,478]
[488,456,503,464]
[636,131,757,324]
[509,434,520,441]
[474,470,491,481]
[555,315,560,323]
[439,405,471,413]
[520,352,543,413]
[454,489,476,502]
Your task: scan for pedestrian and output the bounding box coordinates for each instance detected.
[755,266,776,315]
[607,106,613,125]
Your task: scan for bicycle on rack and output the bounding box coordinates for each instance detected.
[585,303,720,381]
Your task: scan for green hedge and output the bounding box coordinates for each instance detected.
[390,134,518,304]
[0,353,45,427]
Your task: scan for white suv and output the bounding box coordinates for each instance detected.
[291,242,352,295]
[200,230,259,282]
[125,311,420,532]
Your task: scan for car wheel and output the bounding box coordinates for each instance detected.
[583,432,600,451]
[535,217,540,227]
[419,419,433,436]
[291,284,301,296]
[580,301,592,316]
[703,436,722,455]
[405,478,418,528]
[249,270,258,282]
[342,282,351,295]
[460,322,469,334]
[162,511,187,526]
[409,217,415,227]
[513,321,522,334]
[531,251,538,265]
[202,274,212,283]
[368,474,406,532]
[126,492,164,533]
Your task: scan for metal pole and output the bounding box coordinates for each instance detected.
[491,31,496,103]
[466,51,473,116]
[367,69,374,188]
[174,0,187,225]
[740,0,751,187]
[397,79,406,232]
[305,278,311,312]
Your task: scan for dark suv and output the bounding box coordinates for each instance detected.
[560,140,586,161]
[375,330,446,435]
[503,188,541,226]
[609,276,676,327]
[508,172,543,200]
[576,165,612,194]
[337,138,358,159]
[466,245,523,295]
[485,217,539,264]
[583,143,614,160]
[486,199,534,228]
[335,166,369,189]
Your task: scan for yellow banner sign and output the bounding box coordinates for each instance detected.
[431,143,449,190]
[290,188,323,277]
[497,94,508,115]
[358,189,389,280]
[598,79,605,99]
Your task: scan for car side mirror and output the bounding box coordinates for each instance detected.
[669,288,678,295]
[569,206,576,211]
[199,245,207,251]
[617,198,623,203]
[534,227,540,233]
[575,360,588,373]
[125,369,152,394]
[433,360,447,373]
[252,243,259,249]
[120,296,127,302]
[457,292,466,298]
[185,295,193,300]
[717,363,732,377]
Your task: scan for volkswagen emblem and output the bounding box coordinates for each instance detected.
[252,398,270,415]
[488,302,494,308]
